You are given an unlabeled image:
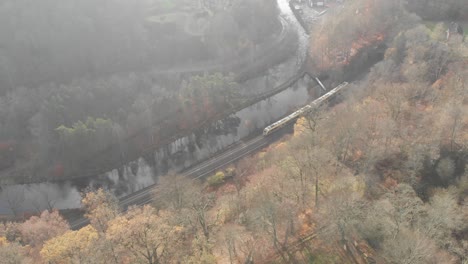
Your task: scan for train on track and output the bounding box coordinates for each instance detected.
[263,82,349,136]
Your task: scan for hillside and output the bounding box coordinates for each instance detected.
[0,0,285,184]
[0,0,467,263]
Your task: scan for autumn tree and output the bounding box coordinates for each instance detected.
[222,225,242,264]
[153,175,218,241]
[286,114,337,209]
[106,205,183,264]
[381,231,454,264]
[423,189,466,259]
[17,210,69,254]
[188,188,218,240]
[40,225,99,264]
[316,175,367,248]
[81,188,120,263]
[232,159,255,197]
[180,73,240,124]
[308,0,410,73]
[184,236,217,264]
[357,184,425,246]
[406,0,468,20]
[0,241,27,264]
[444,102,465,152]
[245,186,298,263]
[152,173,199,212]
[81,188,119,233]
[0,222,20,244]
[401,25,451,84]
[326,106,360,164]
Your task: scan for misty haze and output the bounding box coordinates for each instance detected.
[0,0,467,263]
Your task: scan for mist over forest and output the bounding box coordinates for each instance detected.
[0,0,283,183]
[0,0,467,263]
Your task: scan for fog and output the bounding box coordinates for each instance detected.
[0,0,301,187]
[0,0,280,90]
[1,0,467,263]
[0,0,318,214]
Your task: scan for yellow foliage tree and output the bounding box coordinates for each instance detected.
[0,242,26,263]
[0,236,7,246]
[293,117,308,137]
[106,205,183,264]
[40,225,98,264]
[207,171,226,186]
[81,188,119,232]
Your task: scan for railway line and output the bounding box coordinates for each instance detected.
[69,130,285,229]
[69,82,349,230]
[0,15,296,186]
[263,82,348,135]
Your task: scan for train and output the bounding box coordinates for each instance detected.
[263,82,349,136]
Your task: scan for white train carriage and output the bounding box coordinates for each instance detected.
[263,82,348,136]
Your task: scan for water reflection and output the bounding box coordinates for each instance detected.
[0,0,311,215]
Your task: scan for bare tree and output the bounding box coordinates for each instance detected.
[222,225,241,264]
[423,189,465,259]
[152,172,197,212]
[189,190,218,240]
[233,159,255,197]
[381,231,443,264]
[446,103,464,152]
[245,187,298,263]
[3,187,25,217]
[316,180,367,249]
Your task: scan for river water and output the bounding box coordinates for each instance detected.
[0,0,312,215]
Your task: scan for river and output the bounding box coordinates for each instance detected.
[0,0,313,215]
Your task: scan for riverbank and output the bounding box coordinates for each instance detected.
[0,0,390,216]
[0,4,303,186]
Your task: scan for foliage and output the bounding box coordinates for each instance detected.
[40,225,98,264]
[307,21,467,263]
[0,237,7,246]
[153,173,200,211]
[56,117,115,160]
[406,0,468,20]
[0,0,277,184]
[181,73,240,117]
[18,210,69,248]
[106,205,183,264]
[184,237,217,264]
[225,167,235,178]
[0,2,467,264]
[207,171,226,186]
[308,0,415,73]
[0,242,26,264]
[81,188,119,233]
[306,252,340,264]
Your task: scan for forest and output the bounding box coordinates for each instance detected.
[0,0,282,184]
[0,0,467,263]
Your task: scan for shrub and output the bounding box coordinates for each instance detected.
[207,171,226,186]
[225,167,235,178]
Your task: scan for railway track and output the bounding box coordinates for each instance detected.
[69,128,287,229]
[70,81,350,229]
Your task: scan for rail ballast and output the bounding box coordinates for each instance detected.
[263,82,349,136]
